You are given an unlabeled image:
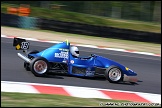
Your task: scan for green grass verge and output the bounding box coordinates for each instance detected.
[2,92,161,107]
[1,92,131,107]
[1,3,161,33]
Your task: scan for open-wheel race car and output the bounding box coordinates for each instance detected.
[13,38,137,83]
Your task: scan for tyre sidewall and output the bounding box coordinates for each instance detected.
[30,57,49,77]
[23,50,39,71]
[105,66,123,83]
[24,61,30,71]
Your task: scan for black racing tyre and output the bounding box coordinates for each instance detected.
[30,57,49,77]
[24,61,30,71]
[105,66,123,83]
[23,50,39,71]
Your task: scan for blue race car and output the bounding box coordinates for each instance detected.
[13,38,137,83]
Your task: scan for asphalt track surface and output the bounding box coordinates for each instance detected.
[1,37,161,94]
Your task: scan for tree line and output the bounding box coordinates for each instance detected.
[2,1,161,23]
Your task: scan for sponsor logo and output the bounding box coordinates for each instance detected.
[86,68,95,76]
[55,51,68,59]
[59,48,69,51]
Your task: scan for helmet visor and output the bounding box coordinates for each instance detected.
[75,51,79,54]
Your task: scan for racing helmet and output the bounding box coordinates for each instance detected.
[70,46,79,57]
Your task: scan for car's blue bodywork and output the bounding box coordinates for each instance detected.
[13,37,137,83]
[29,41,137,79]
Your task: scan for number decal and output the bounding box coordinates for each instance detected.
[21,42,29,50]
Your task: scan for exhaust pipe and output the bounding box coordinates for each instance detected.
[17,53,31,63]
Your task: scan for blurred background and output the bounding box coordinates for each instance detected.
[1,1,161,23]
[1,1,161,43]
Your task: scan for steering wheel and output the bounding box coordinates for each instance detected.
[91,54,96,57]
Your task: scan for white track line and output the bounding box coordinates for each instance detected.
[1,34,161,57]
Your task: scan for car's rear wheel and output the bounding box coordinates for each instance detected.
[23,50,39,71]
[30,57,49,77]
[105,66,123,83]
[24,61,30,71]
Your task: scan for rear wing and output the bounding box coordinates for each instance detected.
[13,38,30,51]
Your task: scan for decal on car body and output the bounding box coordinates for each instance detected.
[55,51,68,59]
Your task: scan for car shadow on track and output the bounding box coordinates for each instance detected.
[41,74,65,79]
[112,80,143,85]
[41,73,142,85]
[75,77,143,85]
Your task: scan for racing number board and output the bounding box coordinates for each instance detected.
[13,38,30,50]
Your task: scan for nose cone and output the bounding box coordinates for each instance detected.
[129,70,137,76]
[126,68,137,76]
[123,69,138,82]
[123,74,138,82]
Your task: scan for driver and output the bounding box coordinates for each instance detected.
[70,46,79,58]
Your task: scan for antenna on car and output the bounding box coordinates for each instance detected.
[65,39,69,46]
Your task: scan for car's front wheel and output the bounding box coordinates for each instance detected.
[105,66,123,83]
[30,57,49,77]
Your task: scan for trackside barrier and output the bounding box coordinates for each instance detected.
[1,13,19,27]
[18,16,38,29]
[38,18,161,44]
[1,13,38,29]
[1,13,161,44]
